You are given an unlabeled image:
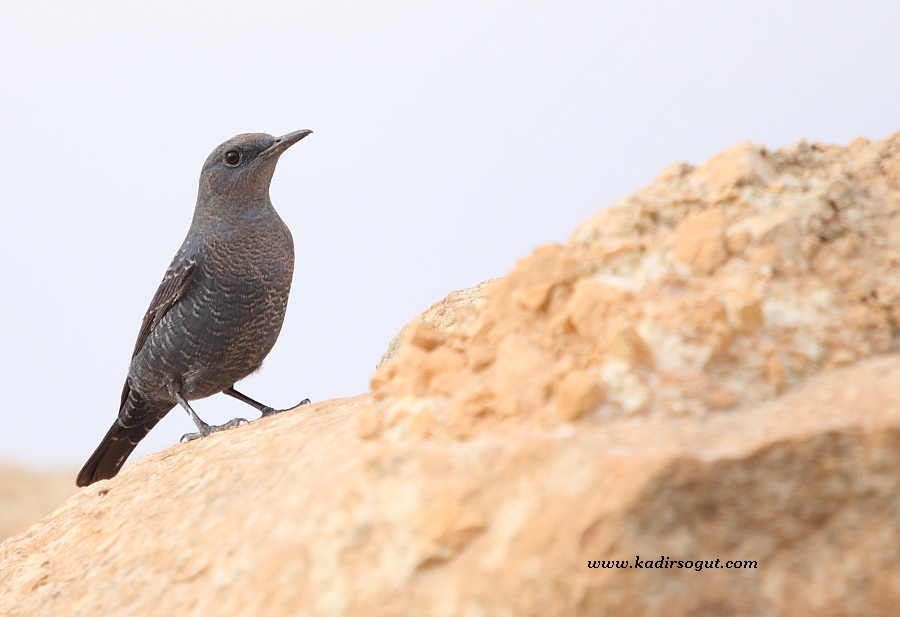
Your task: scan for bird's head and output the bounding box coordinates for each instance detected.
[198,130,313,205]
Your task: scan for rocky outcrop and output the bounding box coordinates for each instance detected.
[377,279,497,368]
[370,135,900,435]
[4,133,900,616]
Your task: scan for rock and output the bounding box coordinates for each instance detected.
[6,132,900,615]
[4,360,900,615]
[377,280,497,368]
[554,370,605,421]
[673,207,728,274]
[694,141,776,193]
[724,280,764,332]
[374,130,900,431]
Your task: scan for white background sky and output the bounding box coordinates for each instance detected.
[1,2,899,471]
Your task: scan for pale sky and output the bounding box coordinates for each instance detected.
[2,1,899,470]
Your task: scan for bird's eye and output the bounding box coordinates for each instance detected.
[224,150,241,166]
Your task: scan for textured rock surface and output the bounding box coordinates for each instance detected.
[3,363,900,616]
[377,279,497,368]
[372,134,900,435]
[4,133,900,616]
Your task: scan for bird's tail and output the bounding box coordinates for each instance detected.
[76,418,162,487]
[77,382,174,487]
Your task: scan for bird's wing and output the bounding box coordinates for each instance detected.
[130,243,200,360]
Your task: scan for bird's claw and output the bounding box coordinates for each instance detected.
[219,417,249,429]
[259,398,311,417]
[180,431,202,443]
[180,417,249,443]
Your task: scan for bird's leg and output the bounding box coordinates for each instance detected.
[176,392,248,443]
[224,386,275,415]
[225,386,310,417]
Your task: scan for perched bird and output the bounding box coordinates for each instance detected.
[77,130,312,487]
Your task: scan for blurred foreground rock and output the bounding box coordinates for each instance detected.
[4,132,900,615]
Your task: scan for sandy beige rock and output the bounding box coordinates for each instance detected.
[6,132,900,616]
[673,207,728,274]
[695,141,776,193]
[374,130,900,434]
[4,359,900,615]
[554,370,605,421]
[377,280,497,368]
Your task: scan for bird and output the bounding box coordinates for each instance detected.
[76,129,312,487]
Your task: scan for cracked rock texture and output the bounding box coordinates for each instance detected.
[4,133,900,616]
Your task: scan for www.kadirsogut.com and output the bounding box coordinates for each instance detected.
[588,556,758,571]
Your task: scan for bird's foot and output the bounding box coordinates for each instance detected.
[180,417,249,442]
[260,398,311,417]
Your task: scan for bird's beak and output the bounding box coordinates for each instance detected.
[261,129,313,158]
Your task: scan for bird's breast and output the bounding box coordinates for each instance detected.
[207,219,293,277]
[174,222,295,388]
[200,223,294,323]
